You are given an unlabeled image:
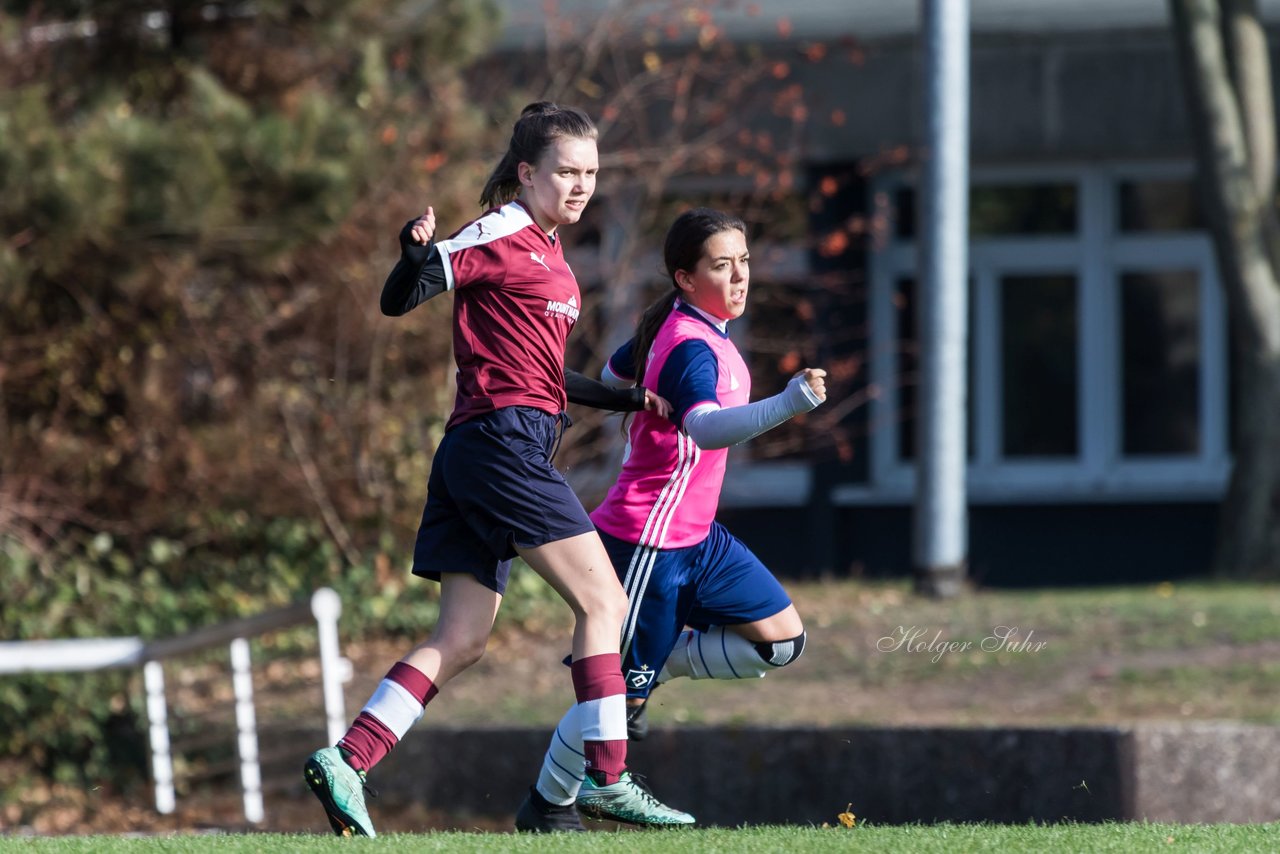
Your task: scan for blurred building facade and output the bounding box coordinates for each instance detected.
[497,0,1280,585]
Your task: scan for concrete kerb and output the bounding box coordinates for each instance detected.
[355,722,1280,826]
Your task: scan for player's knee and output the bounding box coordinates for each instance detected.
[458,638,487,668]
[598,584,631,626]
[572,582,628,629]
[439,629,489,670]
[753,630,806,668]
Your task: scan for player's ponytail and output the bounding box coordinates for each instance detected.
[629,291,679,383]
[479,102,598,209]
[629,207,747,383]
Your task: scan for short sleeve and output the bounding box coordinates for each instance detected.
[442,242,507,291]
[606,339,638,382]
[656,340,720,429]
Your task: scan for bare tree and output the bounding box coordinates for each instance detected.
[476,2,853,490]
[1170,0,1280,576]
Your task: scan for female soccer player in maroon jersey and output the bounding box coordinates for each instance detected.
[303,103,688,836]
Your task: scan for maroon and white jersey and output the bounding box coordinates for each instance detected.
[436,200,582,430]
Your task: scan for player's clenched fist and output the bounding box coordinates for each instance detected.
[798,368,827,401]
[409,206,436,245]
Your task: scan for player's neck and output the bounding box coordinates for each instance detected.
[678,299,728,333]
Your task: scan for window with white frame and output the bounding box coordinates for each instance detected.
[863,164,1231,503]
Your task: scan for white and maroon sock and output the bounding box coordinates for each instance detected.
[570,653,627,785]
[337,661,438,772]
[535,703,585,805]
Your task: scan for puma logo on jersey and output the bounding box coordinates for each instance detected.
[545,293,580,322]
[530,252,551,271]
[475,222,488,238]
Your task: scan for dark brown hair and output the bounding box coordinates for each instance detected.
[479,102,598,209]
[627,207,747,383]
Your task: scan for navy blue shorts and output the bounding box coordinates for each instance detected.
[412,407,595,595]
[600,521,793,698]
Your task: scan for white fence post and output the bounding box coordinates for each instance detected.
[311,587,350,746]
[229,637,265,824]
[4,588,346,822]
[143,660,175,815]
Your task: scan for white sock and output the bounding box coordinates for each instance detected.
[657,627,772,682]
[535,704,585,805]
[360,678,425,738]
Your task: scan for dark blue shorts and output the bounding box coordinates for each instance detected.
[600,521,793,698]
[412,407,595,595]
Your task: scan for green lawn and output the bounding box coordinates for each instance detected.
[6,824,1279,854]
[285,579,1280,731]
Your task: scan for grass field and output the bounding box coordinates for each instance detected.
[5,823,1280,853]
[394,578,1280,731]
[8,580,1280,836]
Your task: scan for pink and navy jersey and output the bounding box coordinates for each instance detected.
[436,200,581,430]
[590,301,750,548]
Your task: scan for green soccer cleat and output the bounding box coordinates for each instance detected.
[576,771,695,827]
[304,747,377,838]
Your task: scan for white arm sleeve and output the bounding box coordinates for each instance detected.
[682,374,824,450]
[600,361,635,389]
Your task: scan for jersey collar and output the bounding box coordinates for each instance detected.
[675,298,729,336]
[511,198,559,246]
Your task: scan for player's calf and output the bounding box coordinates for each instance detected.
[658,627,806,682]
[630,628,805,739]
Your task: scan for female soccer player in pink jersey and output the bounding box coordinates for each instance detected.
[303,103,688,836]
[516,208,827,831]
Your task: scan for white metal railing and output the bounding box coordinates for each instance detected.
[0,587,351,823]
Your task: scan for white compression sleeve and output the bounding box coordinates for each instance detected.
[658,627,771,681]
[682,374,824,450]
